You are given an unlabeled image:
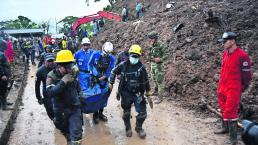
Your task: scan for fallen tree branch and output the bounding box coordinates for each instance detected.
[201,97,243,128]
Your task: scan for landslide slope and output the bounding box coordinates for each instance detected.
[92,0,258,120]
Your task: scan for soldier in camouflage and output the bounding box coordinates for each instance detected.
[147,31,169,104]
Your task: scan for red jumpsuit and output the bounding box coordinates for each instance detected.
[217,47,252,121]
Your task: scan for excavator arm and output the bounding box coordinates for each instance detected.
[72,11,121,31]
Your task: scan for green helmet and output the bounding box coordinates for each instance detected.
[148,31,158,39]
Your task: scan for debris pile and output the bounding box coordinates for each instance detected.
[92,0,258,120]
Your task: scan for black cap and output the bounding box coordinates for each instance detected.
[218,32,237,43]
[45,53,55,61]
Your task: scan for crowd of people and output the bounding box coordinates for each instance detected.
[0,24,254,144]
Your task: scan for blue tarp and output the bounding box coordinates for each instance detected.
[81,84,110,114]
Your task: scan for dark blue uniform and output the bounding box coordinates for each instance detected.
[35,65,54,119]
[109,60,150,133]
[46,69,82,142]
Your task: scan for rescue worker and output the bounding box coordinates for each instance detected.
[109,44,151,139]
[74,37,94,92]
[98,18,105,32]
[215,32,252,145]
[61,37,67,49]
[88,42,116,124]
[4,37,14,63]
[115,43,130,101]
[147,31,169,104]
[121,6,128,22]
[46,50,83,145]
[0,41,11,110]
[30,39,36,65]
[22,39,30,63]
[115,43,130,66]
[38,45,53,68]
[35,53,55,120]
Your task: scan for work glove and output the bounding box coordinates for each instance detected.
[108,83,113,91]
[62,74,74,84]
[146,91,151,97]
[146,91,153,109]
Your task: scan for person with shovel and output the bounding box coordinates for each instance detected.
[109,44,152,139]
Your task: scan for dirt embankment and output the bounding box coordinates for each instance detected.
[0,48,27,145]
[92,0,258,120]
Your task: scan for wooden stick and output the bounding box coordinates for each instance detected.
[206,104,243,128]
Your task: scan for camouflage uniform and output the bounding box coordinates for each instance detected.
[148,31,169,100]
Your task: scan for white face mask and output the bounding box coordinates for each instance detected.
[129,56,139,65]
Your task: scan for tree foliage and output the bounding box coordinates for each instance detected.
[0,16,42,30]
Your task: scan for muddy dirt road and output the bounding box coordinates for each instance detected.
[7,65,243,145]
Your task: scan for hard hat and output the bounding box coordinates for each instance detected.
[102,42,113,53]
[81,37,91,44]
[148,31,158,39]
[129,44,142,56]
[218,32,237,43]
[55,50,75,63]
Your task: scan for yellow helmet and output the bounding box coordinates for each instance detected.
[55,50,75,63]
[129,44,142,56]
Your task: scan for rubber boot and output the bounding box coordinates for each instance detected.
[98,108,108,122]
[214,119,228,134]
[93,112,99,124]
[226,121,237,145]
[135,118,146,139]
[123,112,132,137]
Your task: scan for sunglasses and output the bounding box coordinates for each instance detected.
[83,44,90,46]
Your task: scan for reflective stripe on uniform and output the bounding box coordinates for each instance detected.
[46,84,55,89]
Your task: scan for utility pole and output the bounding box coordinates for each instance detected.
[55,18,58,34]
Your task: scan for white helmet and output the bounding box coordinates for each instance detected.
[81,37,91,44]
[102,42,113,53]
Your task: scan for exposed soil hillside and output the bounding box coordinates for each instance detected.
[92,0,258,120]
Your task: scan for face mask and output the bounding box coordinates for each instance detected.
[129,56,139,65]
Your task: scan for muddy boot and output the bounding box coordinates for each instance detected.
[93,112,99,124]
[135,118,146,139]
[214,119,228,134]
[123,112,132,137]
[226,121,237,145]
[98,108,108,122]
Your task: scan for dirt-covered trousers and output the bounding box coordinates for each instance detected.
[120,90,147,120]
[53,99,83,141]
[217,88,242,121]
[0,79,8,96]
[151,62,165,94]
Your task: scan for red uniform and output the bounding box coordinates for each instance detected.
[217,47,252,121]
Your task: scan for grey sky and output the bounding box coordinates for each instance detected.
[0,0,110,21]
[0,0,110,32]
